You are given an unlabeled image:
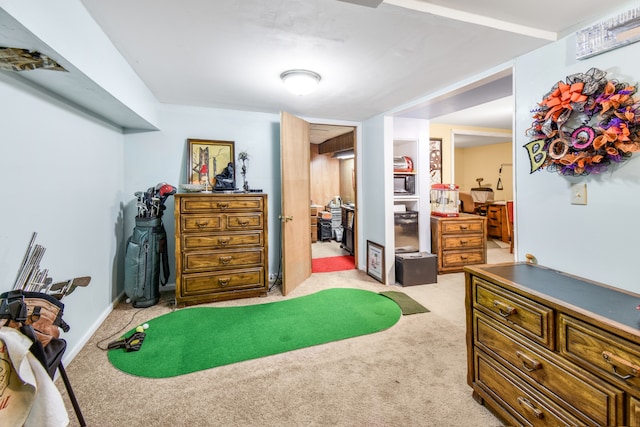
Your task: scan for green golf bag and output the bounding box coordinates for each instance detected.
[123,216,169,308]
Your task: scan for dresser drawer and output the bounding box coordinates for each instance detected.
[181,215,224,232]
[474,312,622,426]
[180,268,265,297]
[442,234,483,250]
[225,212,263,230]
[473,277,554,349]
[441,220,484,234]
[182,231,264,250]
[183,248,264,272]
[475,350,586,427]
[180,196,264,213]
[559,314,640,392]
[442,250,484,268]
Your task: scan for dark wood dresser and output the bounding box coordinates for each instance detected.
[174,193,268,306]
[465,262,640,426]
[430,214,487,274]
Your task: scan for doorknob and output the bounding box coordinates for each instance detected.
[278,215,293,222]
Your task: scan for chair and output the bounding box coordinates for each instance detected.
[506,200,514,253]
[22,325,87,426]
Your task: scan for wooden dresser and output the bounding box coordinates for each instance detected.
[464,262,640,426]
[174,193,268,306]
[486,203,509,243]
[430,214,486,274]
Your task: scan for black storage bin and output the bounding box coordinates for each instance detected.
[395,252,437,286]
[318,218,332,242]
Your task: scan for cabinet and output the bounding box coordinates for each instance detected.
[464,262,640,426]
[486,203,508,243]
[326,206,341,239]
[341,205,355,255]
[174,193,268,306]
[430,214,486,274]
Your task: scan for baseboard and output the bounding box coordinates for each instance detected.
[62,290,126,366]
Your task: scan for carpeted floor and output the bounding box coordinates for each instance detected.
[57,247,514,426]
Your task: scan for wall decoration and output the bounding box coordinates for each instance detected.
[187,139,235,189]
[576,7,640,60]
[366,240,385,284]
[429,138,442,185]
[524,68,640,176]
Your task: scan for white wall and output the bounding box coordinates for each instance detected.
[0,72,126,360]
[123,104,282,282]
[360,114,392,282]
[514,31,640,292]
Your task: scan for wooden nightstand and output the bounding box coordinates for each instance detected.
[430,214,487,274]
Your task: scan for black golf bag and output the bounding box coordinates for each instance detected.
[124,182,175,307]
[124,216,169,308]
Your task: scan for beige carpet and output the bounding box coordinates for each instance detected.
[56,249,512,426]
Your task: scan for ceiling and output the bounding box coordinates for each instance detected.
[1,1,634,137]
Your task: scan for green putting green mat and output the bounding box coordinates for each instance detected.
[109,288,402,378]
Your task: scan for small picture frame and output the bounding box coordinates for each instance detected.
[366,240,385,284]
[187,139,235,190]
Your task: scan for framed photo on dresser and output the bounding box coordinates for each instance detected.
[187,139,235,188]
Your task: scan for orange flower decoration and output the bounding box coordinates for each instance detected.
[541,81,588,121]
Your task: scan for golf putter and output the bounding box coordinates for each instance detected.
[107,332,146,352]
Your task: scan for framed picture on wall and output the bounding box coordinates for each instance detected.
[187,139,235,190]
[366,240,385,284]
[429,138,442,186]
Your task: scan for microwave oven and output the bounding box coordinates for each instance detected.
[394,174,416,195]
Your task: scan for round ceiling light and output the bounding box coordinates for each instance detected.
[280,69,321,96]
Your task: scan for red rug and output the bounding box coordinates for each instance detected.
[312,255,355,273]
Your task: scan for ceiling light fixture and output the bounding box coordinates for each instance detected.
[332,149,355,159]
[280,69,321,96]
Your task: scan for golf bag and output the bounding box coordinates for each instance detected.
[124,216,169,308]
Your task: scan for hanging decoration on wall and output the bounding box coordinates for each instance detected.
[524,67,640,176]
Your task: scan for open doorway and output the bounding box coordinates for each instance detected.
[431,101,515,265]
[309,124,357,273]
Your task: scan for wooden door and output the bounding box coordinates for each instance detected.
[280,111,311,295]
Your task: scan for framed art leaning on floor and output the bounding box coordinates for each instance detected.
[366,240,385,284]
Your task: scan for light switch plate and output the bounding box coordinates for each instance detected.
[571,183,587,205]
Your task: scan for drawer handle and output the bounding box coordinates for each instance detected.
[459,225,469,230]
[238,219,250,227]
[516,351,542,372]
[217,202,229,210]
[602,351,640,380]
[219,256,233,265]
[217,277,231,287]
[460,240,468,246]
[493,300,516,318]
[517,397,544,419]
[196,220,209,228]
[218,237,230,246]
